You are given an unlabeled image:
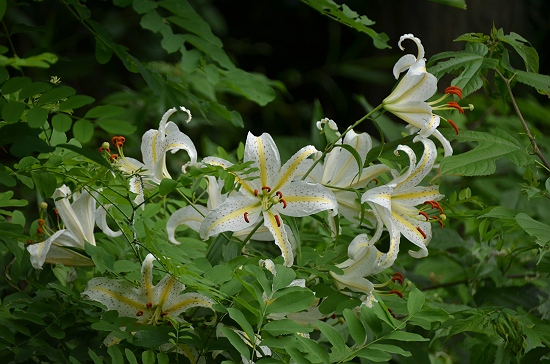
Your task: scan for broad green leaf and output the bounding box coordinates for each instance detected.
[428,0,466,9]
[219,69,276,106]
[88,349,104,364]
[95,37,113,64]
[52,114,73,132]
[439,129,530,176]
[220,326,250,359]
[515,212,550,247]
[19,81,52,100]
[160,27,185,54]
[267,286,315,314]
[73,119,94,143]
[141,350,156,364]
[407,287,425,316]
[96,118,137,135]
[343,308,367,346]
[1,76,31,95]
[125,349,138,364]
[108,346,124,364]
[158,178,179,196]
[371,297,398,329]
[271,264,296,291]
[37,86,76,106]
[295,335,330,364]
[182,34,235,70]
[26,107,48,128]
[383,330,429,342]
[85,105,126,118]
[514,70,550,95]
[2,101,26,123]
[0,165,16,187]
[368,343,411,357]
[316,320,347,359]
[31,171,57,198]
[227,307,255,346]
[301,0,389,49]
[354,347,392,362]
[262,319,313,336]
[56,143,112,169]
[497,30,539,73]
[140,10,165,33]
[59,95,95,111]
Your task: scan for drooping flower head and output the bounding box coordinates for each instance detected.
[361,136,444,259]
[27,185,121,269]
[199,132,338,266]
[114,106,197,205]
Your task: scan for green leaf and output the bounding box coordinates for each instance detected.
[96,118,137,135]
[262,319,313,336]
[267,286,315,314]
[343,308,366,346]
[295,335,330,364]
[158,178,179,196]
[428,0,466,9]
[368,343,411,357]
[514,70,550,95]
[383,330,429,342]
[219,69,276,106]
[85,105,126,118]
[95,37,113,64]
[2,76,31,95]
[316,320,347,359]
[31,171,57,198]
[354,348,392,362]
[88,349,104,364]
[407,287,425,316]
[26,107,48,128]
[52,114,73,132]
[56,143,112,169]
[227,307,255,346]
[37,86,76,106]
[439,129,530,176]
[271,264,296,291]
[220,326,250,359]
[59,95,95,111]
[140,10,166,33]
[108,346,124,364]
[2,101,26,123]
[125,349,138,364]
[141,350,156,364]
[515,212,550,247]
[301,0,389,49]
[73,119,94,143]
[428,43,497,97]
[498,31,539,73]
[19,81,52,100]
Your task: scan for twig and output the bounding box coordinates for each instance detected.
[495,69,550,171]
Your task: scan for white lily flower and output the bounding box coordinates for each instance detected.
[382,34,466,157]
[82,253,215,325]
[330,233,397,307]
[306,120,391,230]
[199,132,338,266]
[167,176,273,245]
[360,136,443,259]
[27,185,121,269]
[115,106,197,205]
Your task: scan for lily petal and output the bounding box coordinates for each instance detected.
[27,230,66,269]
[277,181,338,217]
[199,195,262,239]
[263,211,293,267]
[167,205,209,244]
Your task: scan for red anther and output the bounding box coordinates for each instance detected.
[373,178,379,185]
[118,136,126,143]
[111,136,119,144]
[418,211,429,221]
[392,272,404,284]
[424,201,436,209]
[432,216,444,228]
[445,86,463,99]
[167,321,173,327]
[390,290,403,298]
[146,302,152,309]
[388,308,396,318]
[115,141,124,148]
[136,310,144,316]
[276,191,283,199]
[254,189,258,196]
[110,154,119,161]
[446,119,459,135]
[161,312,168,317]
[274,214,281,227]
[54,208,59,215]
[447,101,464,114]
[417,227,427,239]
[280,198,287,209]
[37,227,44,234]
[262,186,271,192]
[243,212,250,223]
[331,314,337,319]
[37,219,45,227]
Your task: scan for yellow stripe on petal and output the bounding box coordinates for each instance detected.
[264,212,293,267]
[273,146,316,191]
[256,136,268,187]
[91,286,145,310]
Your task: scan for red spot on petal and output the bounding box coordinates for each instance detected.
[146,302,152,309]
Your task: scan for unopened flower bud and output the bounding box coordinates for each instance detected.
[39,202,48,210]
[102,142,110,150]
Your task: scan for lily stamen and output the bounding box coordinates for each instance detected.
[392,272,404,285]
[243,212,250,223]
[417,227,427,239]
[445,86,463,99]
[432,215,444,228]
[136,310,144,316]
[418,211,429,221]
[254,189,258,196]
[262,186,271,192]
[146,302,152,309]
[390,289,403,298]
[279,198,287,209]
[274,215,281,227]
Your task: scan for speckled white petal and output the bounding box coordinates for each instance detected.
[165,292,215,317]
[54,186,96,246]
[141,129,159,172]
[277,181,337,217]
[274,145,318,191]
[199,195,262,239]
[245,132,281,188]
[361,185,394,211]
[330,272,375,295]
[162,130,197,165]
[45,245,94,266]
[391,211,430,258]
[394,138,437,192]
[27,230,66,269]
[429,129,454,158]
[392,53,417,79]
[263,211,293,267]
[398,34,425,62]
[166,205,208,244]
[152,274,186,309]
[82,277,147,317]
[141,254,157,303]
[384,101,432,129]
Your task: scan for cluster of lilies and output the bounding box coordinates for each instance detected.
[27,34,468,347]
